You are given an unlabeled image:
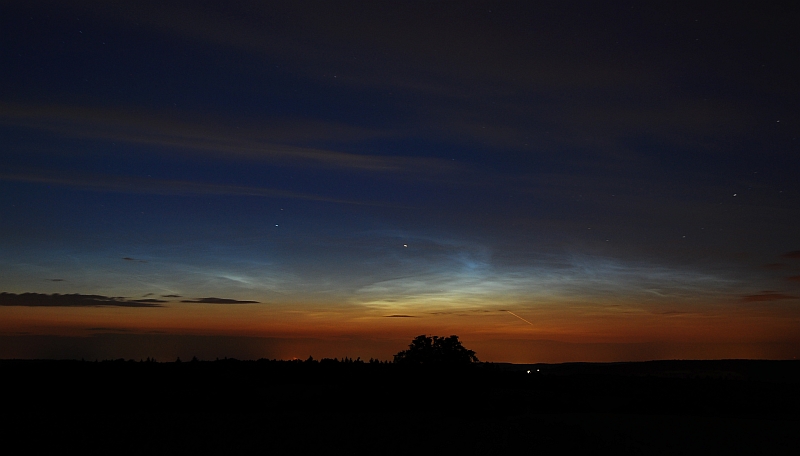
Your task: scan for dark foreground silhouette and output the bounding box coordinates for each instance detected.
[3,358,798,454]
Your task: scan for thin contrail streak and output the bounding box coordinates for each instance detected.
[504,310,534,326]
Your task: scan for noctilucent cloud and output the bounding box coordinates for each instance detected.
[1,2,798,362]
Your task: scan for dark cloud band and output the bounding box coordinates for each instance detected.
[180,297,259,304]
[0,292,163,308]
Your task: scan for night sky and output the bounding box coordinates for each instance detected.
[2,1,799,362]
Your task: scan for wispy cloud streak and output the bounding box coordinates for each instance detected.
[503,310,534,326]
[0,170,392,206]
[0,103,455,174]
[351,232,741,313]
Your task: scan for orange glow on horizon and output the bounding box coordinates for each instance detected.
[1,296,798,362]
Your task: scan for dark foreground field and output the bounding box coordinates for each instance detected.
[3,359,798,454]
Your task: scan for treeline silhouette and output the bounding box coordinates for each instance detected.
[394,334,479,364]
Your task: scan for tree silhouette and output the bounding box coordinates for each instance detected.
[393,335,479,365]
